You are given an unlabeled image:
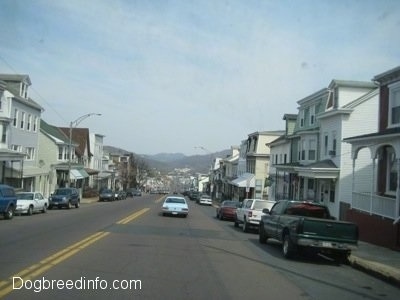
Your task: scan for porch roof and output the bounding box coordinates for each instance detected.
[294,159,339,179]
[343,127,400,144]
[230,173,255,188]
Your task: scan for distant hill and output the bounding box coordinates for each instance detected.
[104,146,231,174]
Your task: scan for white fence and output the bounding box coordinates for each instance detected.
[352,192,395,219]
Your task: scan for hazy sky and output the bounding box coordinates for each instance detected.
[0,0,399,155]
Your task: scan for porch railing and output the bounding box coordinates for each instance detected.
[352,192,395,219]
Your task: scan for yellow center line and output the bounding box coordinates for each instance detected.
[0,207,151,298]
[116,208,150,224]
[0,231,109,298]
[155,195,166,203]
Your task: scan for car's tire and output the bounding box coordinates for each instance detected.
[67,201,72,209]
[242,218,249,233]
[259,223,268,244]
[75,201,80,208]
[283,233,295,259]
[42,204,47,213]
[27,206,33,216]
[219,213,223,220]
[4,206,14,220]
[234,216,239,227]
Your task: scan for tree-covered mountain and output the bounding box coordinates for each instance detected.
[104,146,230,174]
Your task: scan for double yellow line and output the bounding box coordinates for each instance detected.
[0,207,149,298]
[117,208,150,224]
[0,231,109,298]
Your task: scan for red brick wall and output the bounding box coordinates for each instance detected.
[346,209,400,250]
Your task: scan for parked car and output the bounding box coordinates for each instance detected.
[234,199,276,232]
[99,189,115,201]
[199,194,212,205]
[216,200,240,220]
[49,188,80,209]
[0,184,17,219]
[162,196,189,217]
[126,188,141,197]
[133,189,142,196]
[116,190,127,200]
[15,192,49,215]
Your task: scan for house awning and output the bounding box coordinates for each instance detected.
[231,173,255,188]
[70,169,89,180]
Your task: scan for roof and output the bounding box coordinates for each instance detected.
[40,120,69,144]
[328,79,377,89]
[59,127,92,157]
[373,65,400,84]
[0,74,43,111]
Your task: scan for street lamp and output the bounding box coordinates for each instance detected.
[67,113,101,187]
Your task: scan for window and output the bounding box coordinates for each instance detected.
[324,134,328,156]
[0,122,6,143]
[389,82,400,126]
[299,110,304,127]
[33,116,38,132]
[58,146,63,160]
[301,140,306,160]
[308,139,316,160]
[310,105,315,125]
[284,153,287,164]
[20,112,25,129]
[26,147,35,160]
[27,115,32,131]
[13,109,18,127]
[11,145,22,152]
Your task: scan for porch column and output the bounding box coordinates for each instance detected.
[396,158,400,221]
[371,157,376,215]
[351,158,355,208]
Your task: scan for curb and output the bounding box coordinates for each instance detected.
[348,255,400,288]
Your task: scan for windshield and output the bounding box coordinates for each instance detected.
[17,193,34,200]
[54,189,71,196]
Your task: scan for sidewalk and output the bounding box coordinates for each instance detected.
[348,241,400,288]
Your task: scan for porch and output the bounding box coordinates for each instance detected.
[352,191,397,221]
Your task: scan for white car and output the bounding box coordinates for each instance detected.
[16,192,49,215]
[162,196,189,217]
[199,194,212,205]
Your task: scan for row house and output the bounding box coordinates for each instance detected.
[0,74,45,191]
[227,131,283,201]
[344,66,400,249]
[219,146,239,200]
[0,73,106,198]
[269,80,378,220]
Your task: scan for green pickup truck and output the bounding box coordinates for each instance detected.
[259,200,358,262]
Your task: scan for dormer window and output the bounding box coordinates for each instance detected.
[326,88,335,109]
[299,110,304,127]
[389,82,400,127]
[20,83,28,98]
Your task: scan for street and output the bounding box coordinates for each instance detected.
[0,194,398,300]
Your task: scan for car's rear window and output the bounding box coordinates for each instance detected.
[223,201,239,207]
[166,198,186,204]
[55,189,71,195]
[17,193,34,200]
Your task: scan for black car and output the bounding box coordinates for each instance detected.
[49,188,80,209]
[99,189,115,201]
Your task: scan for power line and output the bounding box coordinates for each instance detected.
[0,54,67,123]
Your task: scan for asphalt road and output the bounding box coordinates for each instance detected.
[0,194,399,299]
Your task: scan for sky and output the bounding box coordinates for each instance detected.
[0,0,399,156]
